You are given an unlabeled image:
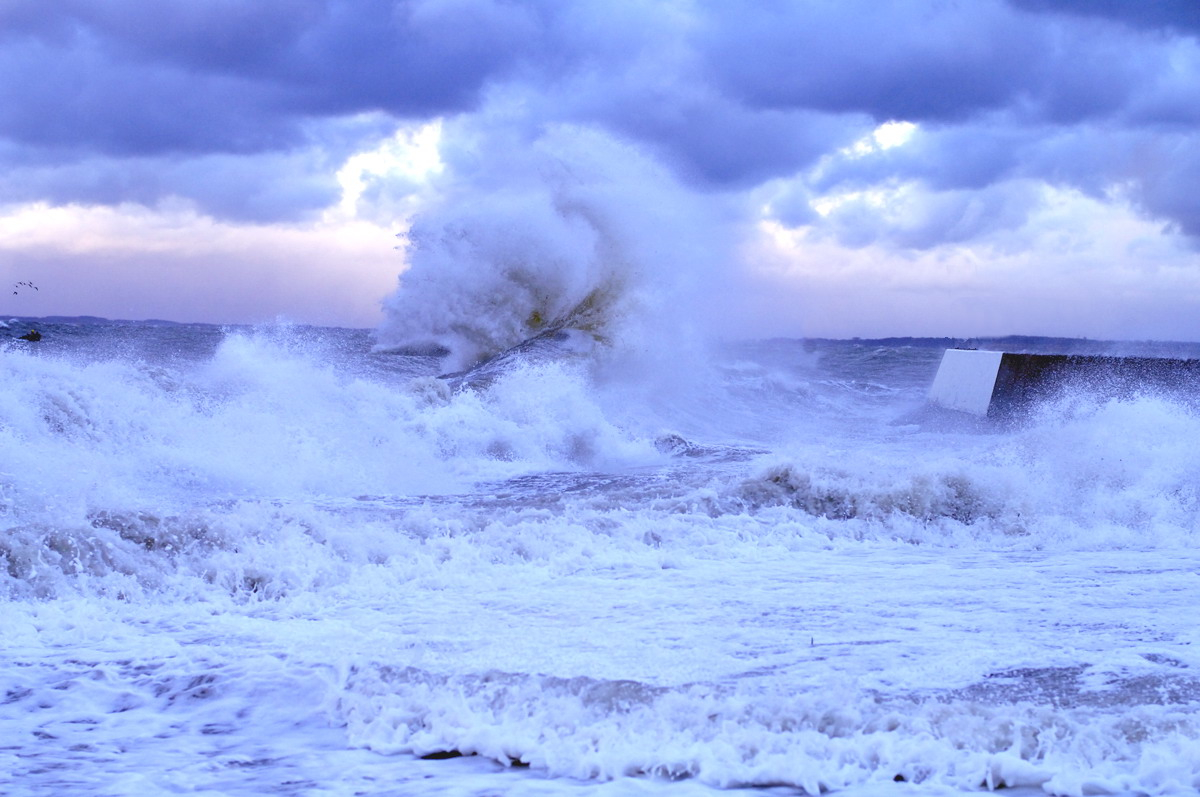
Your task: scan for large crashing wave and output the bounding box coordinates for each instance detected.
[374,124,726,372]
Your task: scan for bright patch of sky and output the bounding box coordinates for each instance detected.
[0,199,402,325]
[329,120,444,223]
[845,120,917,158]
[807,122,919,219]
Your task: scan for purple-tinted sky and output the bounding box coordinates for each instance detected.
[2,0,1200,339]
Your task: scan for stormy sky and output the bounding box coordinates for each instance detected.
[2,0,1200,339]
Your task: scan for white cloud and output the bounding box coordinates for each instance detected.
[328,119,444,224]
[739,184,1200,340]
[840,120,918,159]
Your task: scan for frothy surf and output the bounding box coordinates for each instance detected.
[4,321,1200,796]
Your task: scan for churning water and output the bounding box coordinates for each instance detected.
[3,320,1200,796]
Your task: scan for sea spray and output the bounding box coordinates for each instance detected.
[375,123,733,375]
[0,325,661,599]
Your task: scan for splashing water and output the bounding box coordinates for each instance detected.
[5,321,1200,796]
[375,124,732,374]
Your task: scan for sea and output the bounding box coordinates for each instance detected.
[3,318,1200,797]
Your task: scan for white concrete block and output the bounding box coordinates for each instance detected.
[928,349,1003,416]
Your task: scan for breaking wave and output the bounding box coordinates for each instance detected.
[374,125,730,373]
[6,325,1200,797]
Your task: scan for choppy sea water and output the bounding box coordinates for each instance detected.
[3,320,1200,796]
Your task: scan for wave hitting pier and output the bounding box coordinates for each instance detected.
[928,348,1200,420]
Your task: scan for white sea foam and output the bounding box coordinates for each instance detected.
[4,326,1200,796]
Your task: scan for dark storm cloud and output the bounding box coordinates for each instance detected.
[0,33,293,156]
[560,0,1200,246]
[1028,126,1200,237]
[698,0,1046,123]
[699,0,1200,246]
[0,0,537,154]
[2,0,1200,245]
[1,149,342,223]
[0,0,539,219]
[0,109,392,221]
[696,0,1192,127]
[1009,0,1200,36]
[593,93,864,188]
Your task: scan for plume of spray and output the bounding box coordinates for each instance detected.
[374,120,737,377]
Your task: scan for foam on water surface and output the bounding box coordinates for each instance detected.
[3,325,1200,796]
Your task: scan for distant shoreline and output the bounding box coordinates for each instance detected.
[2,315,369,331]
[4,315,186,326]
[6,315,1200,354]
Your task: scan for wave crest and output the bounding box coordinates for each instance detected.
[375,124,724,372]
